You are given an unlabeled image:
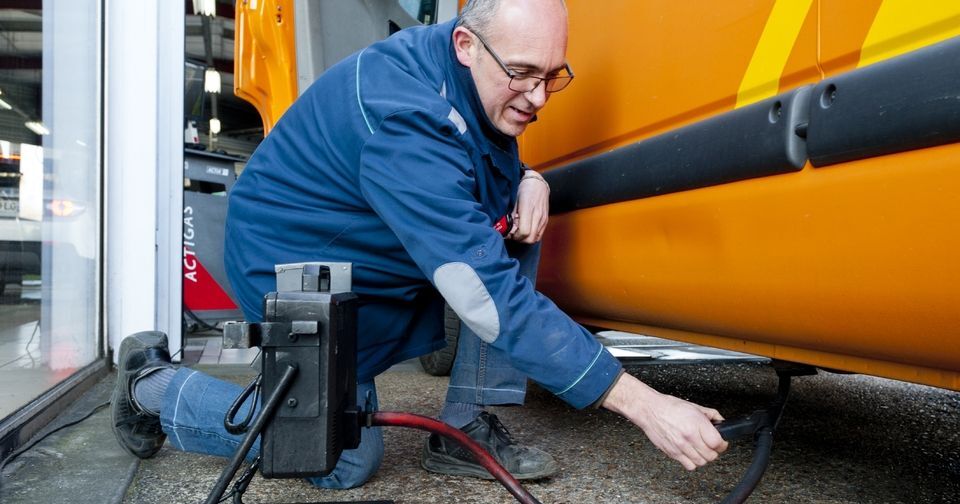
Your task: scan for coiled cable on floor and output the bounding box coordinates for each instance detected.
[0,400,111,486]
[184,305,222,333]
[370,411,542,504]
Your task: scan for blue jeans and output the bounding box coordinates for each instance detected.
[445,241,536,406]
[160,242,538,489]
[160,371,383,489]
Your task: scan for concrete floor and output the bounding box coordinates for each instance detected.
[0,348,958,503]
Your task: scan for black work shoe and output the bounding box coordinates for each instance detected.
[421,411,558,480]
[110,331,173,459]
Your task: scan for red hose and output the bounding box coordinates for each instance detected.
[370,411,542,504]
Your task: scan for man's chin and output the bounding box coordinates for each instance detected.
[495,120,528,138]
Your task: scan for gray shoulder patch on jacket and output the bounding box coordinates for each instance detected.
[433,262,499,343]
[447,107,467,135]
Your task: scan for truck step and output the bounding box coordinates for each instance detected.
[595,331,769,365]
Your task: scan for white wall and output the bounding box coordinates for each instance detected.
[437,0,460,23]
[104,0,183,360]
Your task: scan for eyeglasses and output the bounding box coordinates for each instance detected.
[470,29,574,94]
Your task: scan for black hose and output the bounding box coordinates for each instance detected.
[720,428,774,504]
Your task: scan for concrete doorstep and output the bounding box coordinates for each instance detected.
[0,374,137,504]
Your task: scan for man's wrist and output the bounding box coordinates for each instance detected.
[601,372,659,423]
[590,368,625,408]
[520,169,549,188]
[521,168,543,179]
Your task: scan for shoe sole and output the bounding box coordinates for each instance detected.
[420,442,559,480]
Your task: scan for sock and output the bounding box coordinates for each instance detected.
[439,401,483,429]
[132,367,176,416]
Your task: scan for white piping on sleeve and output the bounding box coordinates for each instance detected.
[557,346,604,395]
[356,48,375,135]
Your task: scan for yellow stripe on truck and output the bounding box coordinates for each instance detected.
[736,0,814,108]
[858,0,960,68]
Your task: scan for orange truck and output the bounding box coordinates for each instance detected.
[234,1,960,392]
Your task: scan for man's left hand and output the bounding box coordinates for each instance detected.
[509,170,550,243]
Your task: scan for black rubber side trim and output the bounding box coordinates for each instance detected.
[544,87,810,214]
[808,35,960,167]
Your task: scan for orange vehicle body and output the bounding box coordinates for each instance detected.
[233,0,297,135]
[235,1,960,392]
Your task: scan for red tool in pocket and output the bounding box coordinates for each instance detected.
[493,214,514,237]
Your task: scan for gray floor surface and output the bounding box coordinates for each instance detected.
[1,358,958,503]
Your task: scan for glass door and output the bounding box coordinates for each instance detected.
[0,0,102,420]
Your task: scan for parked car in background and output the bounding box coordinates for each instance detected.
[0,154,40,297]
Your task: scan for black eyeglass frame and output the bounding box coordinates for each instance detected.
[469,29,575,94]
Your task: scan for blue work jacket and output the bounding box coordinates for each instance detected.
[225,19,621,409]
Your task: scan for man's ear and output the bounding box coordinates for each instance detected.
[452,27,477,67]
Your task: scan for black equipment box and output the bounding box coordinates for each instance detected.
[258,262,360,478]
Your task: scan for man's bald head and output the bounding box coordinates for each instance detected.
[453,0,570,136]
[457,0,567,38]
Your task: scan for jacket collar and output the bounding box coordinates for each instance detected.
[440,20,516,155]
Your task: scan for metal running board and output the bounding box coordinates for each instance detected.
[595,331,769,365]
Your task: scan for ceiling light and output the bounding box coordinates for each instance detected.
[204,68,221,93]
[25,121,50,135]
[0,98,11,110]
[193,0,217,17]
[209,118,221,135]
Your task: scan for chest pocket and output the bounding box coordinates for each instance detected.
[473,151,521,223]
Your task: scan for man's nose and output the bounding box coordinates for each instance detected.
[525,81,548,108]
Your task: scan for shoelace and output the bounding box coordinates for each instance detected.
[486,414,518,445]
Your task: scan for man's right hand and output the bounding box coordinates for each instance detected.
[508,170,550,244]
[601,372,728,470]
